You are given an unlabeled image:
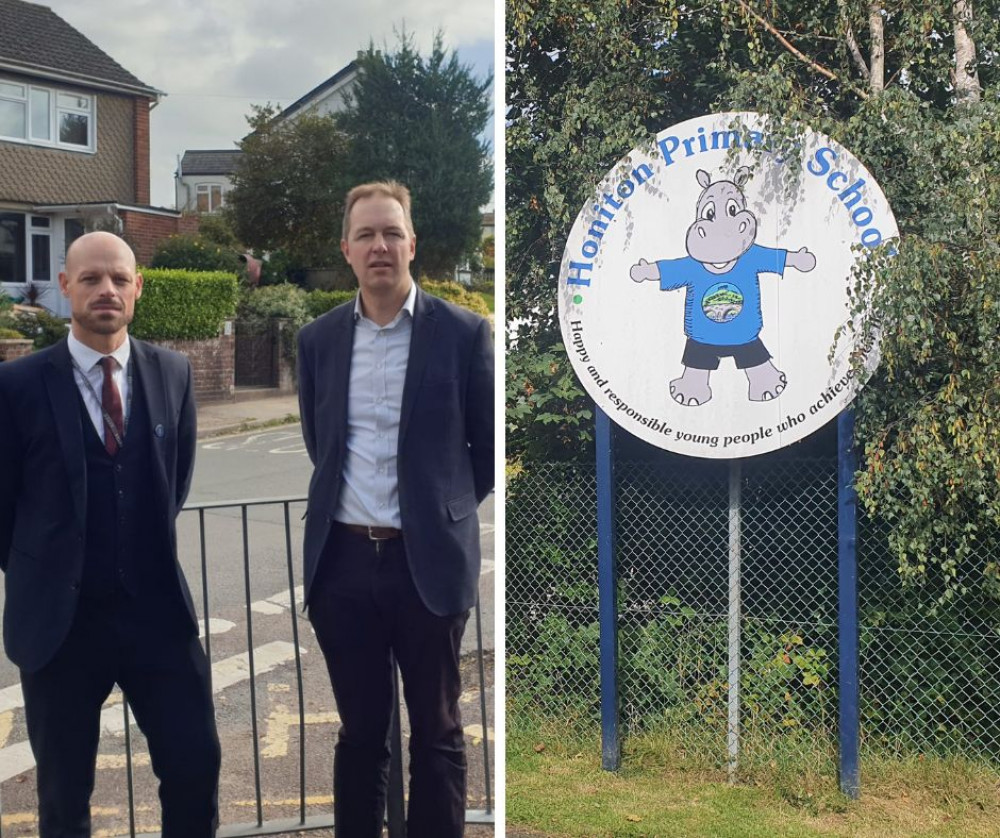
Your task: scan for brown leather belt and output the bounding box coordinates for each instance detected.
[340,523,402,541]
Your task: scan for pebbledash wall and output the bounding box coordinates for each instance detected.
[149,322,235,403]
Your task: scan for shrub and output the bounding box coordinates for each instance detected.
[151,234,243,274]
[238,283,309,328]
[0,327,24,339]
[258,249,308,287]
[14,309,69,348]
[470,277,494,296]
[131,269,239,340]
[305,289,356,319]
[421,279,490,317]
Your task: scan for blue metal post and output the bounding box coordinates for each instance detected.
[838,409,861,799]
[596,407,620,771]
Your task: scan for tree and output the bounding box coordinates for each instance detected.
[226,105,351,275]
[507,0,1000,599]
[338,32,493,278]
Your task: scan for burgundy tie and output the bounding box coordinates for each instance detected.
[100,356,124,457]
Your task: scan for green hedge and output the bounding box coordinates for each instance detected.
[305,289,356,319]
[131,268,239,340]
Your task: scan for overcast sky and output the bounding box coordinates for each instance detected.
[41,0,495,208]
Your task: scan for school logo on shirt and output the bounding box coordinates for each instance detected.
[558,112,897,458]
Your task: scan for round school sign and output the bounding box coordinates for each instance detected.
[558,112,897,458]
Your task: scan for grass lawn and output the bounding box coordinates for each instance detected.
[508,730,1000,838]
[473,289,494,313]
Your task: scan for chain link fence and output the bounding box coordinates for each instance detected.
[507,443,1000,772]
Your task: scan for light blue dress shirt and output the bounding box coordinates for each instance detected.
[333,283,417,529]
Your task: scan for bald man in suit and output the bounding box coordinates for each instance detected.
[0,232,221,837]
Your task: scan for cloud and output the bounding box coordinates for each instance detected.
[42,0,494,206]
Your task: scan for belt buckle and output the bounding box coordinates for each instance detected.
[367,526,387,542]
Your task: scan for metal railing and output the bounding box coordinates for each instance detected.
[0,496,493,837]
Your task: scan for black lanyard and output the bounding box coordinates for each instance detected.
[72,356,133,449]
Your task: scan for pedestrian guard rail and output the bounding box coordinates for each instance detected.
[0,495,493,837]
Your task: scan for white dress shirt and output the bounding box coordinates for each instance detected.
[67,332,131,444]
[333,284,416,529]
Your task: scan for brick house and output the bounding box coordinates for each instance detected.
[0,0,195,317]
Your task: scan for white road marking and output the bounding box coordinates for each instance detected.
[464,724,495,745]
[0,682,22,714]
[0,641,304,782]
[198,618,236,638]
[249,585,305,615]
[250,600,285,615]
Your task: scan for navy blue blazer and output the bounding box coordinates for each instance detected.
[0,337,199,673]
[297,285,494,617]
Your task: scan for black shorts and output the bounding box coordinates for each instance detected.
[681,337,771,371]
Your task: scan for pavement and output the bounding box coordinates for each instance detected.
[197,388,301,438]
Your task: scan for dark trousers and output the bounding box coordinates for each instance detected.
[308,526,469,838]
[20,594,221,838]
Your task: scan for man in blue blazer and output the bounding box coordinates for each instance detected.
[0,232,220,837]
[297,181,494,837]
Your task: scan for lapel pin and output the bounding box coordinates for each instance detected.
[154,424,165,438]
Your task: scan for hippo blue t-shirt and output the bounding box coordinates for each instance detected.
[656,244,788,346]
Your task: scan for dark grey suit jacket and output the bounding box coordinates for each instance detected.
[297,285,494,617]
[0,337,199,673]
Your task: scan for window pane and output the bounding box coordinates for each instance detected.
[0,99,26,139]
[30,88,50,140]
[211,185,223,210]
[57,93,89,111]
[0,82,25,99]
[196,191,209,213]
[0,214,26,284]
[31,234,51,282]
[64,219,85,253]
[59,112,88,146]
[30,216,50,228]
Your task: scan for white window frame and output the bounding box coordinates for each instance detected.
[28,216,53,283]
[195,182,225,213]
[0,77,95,153]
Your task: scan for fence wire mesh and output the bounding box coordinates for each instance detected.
[507,448,1000,772]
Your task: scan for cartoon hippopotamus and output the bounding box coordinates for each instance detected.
[630,167,816,406]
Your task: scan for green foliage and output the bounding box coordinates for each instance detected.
[196,212,241,249]
[15,309,69,349]
[480,234,495,270]
[257,249,308,287]
[420,279,490,317]
[237,283,309,329]
[305,289,356,319]
[508,0,1000,596]
[0,328,23,339]
[151,234,243,274]
[228,105,350,269]
[339,31,493,277]
[131,269,239,341]
[507,338,592,461]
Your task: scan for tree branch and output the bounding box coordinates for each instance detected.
[734,0,868,98]
[837,0,871,81]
